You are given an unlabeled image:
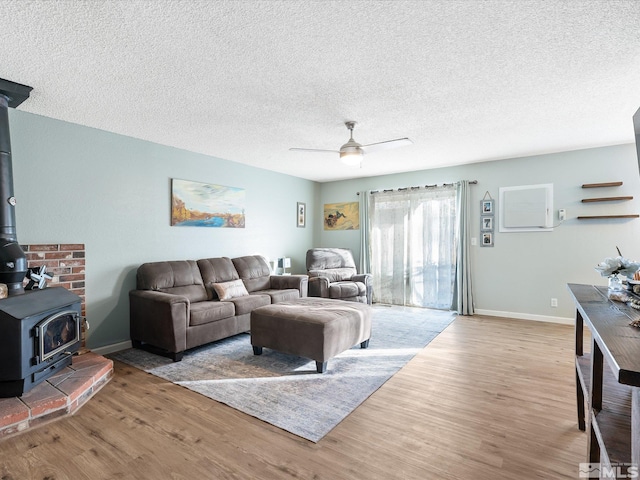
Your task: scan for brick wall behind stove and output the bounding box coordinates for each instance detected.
[22,244,86,316]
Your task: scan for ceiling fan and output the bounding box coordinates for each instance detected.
[289,121,413,166]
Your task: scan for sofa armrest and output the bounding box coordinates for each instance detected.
[129,290,190,353]
[352,273,373,305]
[308,276,330,298]
[351,273,372,285]
[270,274,309,298]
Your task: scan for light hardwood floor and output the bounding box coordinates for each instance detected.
[0,315,586,479]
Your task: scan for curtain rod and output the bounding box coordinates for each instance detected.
[356,180,477,195]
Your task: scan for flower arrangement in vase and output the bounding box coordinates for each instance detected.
[595,247,640,291]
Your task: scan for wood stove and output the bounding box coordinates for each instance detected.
[0,78,83,397]
[0,288,82,397]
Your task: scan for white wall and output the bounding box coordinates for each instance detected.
[9,110,319,349]
[318,143,640,321]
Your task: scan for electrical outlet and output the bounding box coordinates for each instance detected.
[471,237,477,246]
[551,298,558,307]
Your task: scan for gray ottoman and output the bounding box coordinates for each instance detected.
[250,297,372,373]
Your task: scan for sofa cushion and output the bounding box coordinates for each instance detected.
[329,281,366,299]
[306,248,357,270]
[197,257,240,299]
[228,294,271,315]
[190,301,236,326]
[308,267,357,282]
[137,260,208,303]
[253,289,300,303]
[159,285,209,302]
[212,279,249,301]
[232,255,271,292]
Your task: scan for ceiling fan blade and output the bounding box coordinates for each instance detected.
[289,148,339,154]
[362,137,413,154]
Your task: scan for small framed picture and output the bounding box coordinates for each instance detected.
[481,199,494,214]
[297,202,306,228]
[480,215,493,232]
[481,232,494,247]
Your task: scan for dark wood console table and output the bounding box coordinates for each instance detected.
[568,283,640,469]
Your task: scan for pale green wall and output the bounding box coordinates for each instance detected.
[318,144,640,321]
[8,107,639,349]
[8,110,319,349]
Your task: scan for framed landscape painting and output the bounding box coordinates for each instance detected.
[171,179,245,228]
[323,201,359,230]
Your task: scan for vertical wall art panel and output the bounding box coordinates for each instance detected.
[171,179,245,228]
[297,202,306,228]
[480,194,494,247]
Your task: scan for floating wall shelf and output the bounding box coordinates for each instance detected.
[577,214,640,220]
[582,196,634,203]
[582,182,624,188]
[578,181,638,219]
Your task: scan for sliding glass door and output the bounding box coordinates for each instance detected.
[369,185,457,309]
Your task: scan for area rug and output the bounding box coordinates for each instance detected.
[109,305,455,442]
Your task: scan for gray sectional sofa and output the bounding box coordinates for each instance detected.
[129,255,308,361]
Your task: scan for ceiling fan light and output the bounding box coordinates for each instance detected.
[340,152,362,166]
[340,145,363,166]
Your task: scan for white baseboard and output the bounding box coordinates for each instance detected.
[474,309,574,325]
[91,340,132,356]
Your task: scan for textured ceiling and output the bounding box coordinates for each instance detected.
[1,0,639,182]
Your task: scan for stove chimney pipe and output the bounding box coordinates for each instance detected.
[0,79,33,295]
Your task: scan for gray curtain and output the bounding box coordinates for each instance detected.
[359,190,371,274]
[453,180,474,315]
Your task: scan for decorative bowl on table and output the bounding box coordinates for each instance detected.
[627,280,640,294]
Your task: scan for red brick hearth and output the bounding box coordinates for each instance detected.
[0,352,113,440]
[0,243,113,440]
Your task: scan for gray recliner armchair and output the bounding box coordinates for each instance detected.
[306,248,372,304]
